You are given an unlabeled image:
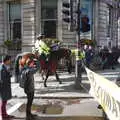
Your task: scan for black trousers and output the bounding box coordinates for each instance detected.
[26,92,34,117]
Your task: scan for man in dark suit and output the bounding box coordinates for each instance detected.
[0,55,14,119]
[19,55,40,120]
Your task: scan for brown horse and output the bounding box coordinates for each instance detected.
[15,48,72,87]
[39,48,72,87]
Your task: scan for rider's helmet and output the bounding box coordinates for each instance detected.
[37,33,45,40]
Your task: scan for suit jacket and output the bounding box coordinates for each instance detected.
[19,61,40,94]
[0,64,12,101]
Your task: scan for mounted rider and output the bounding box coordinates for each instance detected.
[34,33,50,62]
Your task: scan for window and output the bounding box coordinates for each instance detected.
[106,6,112,37]
[7,1,21,41]
[41,0,57,38]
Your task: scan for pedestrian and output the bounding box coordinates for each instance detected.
[85,45,94,68]
[0,55,14,119]
[71,48,85,82]
[99,46,109,69]
[19,55,40,120]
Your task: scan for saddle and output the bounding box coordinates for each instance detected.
[51,43,60,51]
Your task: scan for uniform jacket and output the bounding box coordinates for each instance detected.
[35,39,50,55]
[0,64,12,101]
[71,49,85,60]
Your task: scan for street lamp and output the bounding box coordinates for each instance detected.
[75,0,83,89]
[62,0,83,89]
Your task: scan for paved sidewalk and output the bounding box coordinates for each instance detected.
[9,69,120,119]
[11,72,92,99]
[7,72,105,120]
[12,68,119,99]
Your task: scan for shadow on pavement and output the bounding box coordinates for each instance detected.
[35,76,90,95]
[29,115,103,120]
[9,115,104,120]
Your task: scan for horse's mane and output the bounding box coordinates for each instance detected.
[14,53,22,82]
[51,48,71,60]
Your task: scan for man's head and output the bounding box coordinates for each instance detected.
[3,55,11,65]
[37,33,45,40]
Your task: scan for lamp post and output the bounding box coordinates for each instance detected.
[75,0,82,89]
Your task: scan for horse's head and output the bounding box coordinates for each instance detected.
[19,53,38,67]
[14,52,39,83]
[15,52,37,73]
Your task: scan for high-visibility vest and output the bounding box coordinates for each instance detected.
[71,49,85,60]
[35,40,50,55]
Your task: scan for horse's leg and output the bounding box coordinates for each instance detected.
[55,71,62,84]
[44,70,50,87]
[41,70,45,80]
[66,60,72,74]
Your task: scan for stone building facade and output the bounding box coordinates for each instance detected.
[95,0,119,48]
[0,0,119,56]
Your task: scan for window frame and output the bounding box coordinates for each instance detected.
[41,0,57,38]
[7,1,21,41]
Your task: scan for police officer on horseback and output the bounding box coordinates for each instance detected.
[34,33,50,62]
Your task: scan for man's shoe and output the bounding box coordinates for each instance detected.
[2,114,15,118]
[26,114,37,120]
[30,113,37,118]
[26,116,31,120]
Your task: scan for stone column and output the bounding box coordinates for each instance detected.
[93,0,99,47]
[21,0,35,52]
[57,0,62,42]
[0,1,4,43]
[35,0,41,37]
[0,1,7,54]
[97,1,108,47]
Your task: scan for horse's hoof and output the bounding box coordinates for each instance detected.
[44,84,47,87]
[59,81,62,84]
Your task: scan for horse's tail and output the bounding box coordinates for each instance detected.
[66,49,72,74]
[14,54,22,83]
